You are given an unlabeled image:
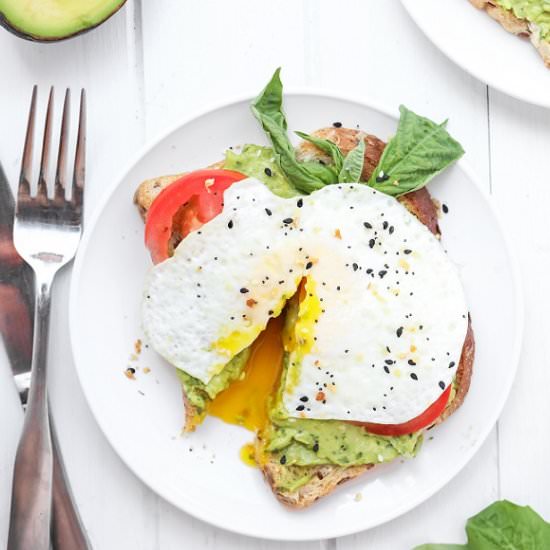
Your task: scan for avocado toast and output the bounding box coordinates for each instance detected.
[469,0,550,66]
[135,74,475,506]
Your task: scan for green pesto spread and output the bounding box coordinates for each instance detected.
[495,0,550,39]
[224,144,299,198]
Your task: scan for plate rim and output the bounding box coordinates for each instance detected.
[400,0,550,108]
[69,89,524,541]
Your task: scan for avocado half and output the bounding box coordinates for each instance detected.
[0,0,127,42]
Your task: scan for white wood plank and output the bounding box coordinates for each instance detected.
[487,89,550,519]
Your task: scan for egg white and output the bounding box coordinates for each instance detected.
[142,178,469,424]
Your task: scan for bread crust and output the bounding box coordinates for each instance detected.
[136,127,475,507]
[469,0,550,66]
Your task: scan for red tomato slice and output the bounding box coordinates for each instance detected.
[145,169,246,264]
[350,385,452,436]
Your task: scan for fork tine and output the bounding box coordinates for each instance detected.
[18,86,37,199]
[37,87,54,202]
[72,89,86,208]
[55,89,70,202]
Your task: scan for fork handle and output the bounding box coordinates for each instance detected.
[8,271,54,550]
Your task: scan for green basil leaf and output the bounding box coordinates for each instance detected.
[251,69,336,194]
[466,501,550,550]
[369,105,464,197]
[414,500,550,550]
[294,131,344,174]
[339,139,365,183]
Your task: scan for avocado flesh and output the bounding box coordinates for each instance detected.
[0,0,126,41]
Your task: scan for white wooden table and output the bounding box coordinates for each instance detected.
[1,1,548,548]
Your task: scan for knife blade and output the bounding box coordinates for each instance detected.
[0,161,91,549]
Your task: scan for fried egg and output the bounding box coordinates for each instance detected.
[142,178,468,425]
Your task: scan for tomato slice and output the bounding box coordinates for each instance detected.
[145,169,246,264]
[350,385,452,436]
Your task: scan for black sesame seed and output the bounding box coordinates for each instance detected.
[240,288,249,294]
[396,326,404,338]
[297,198,303,208]
[449,361,456,369]
[264,167,273,177]
[364,222,373,229]
[283,217,293,225]
[227,220,234,229]
[265,208,272,216]
[389,226,394,234]
[410,373,418,381]
[127,367,136,374]
[376,171,390,183]
[312,442,319,452]
[442,203,449,214]
[268,309,274,315]
[378,270,387,278]
[306,261,313,270]
[352,263,359,271]
[439,381,446,390]
[280,455,287,465]
[300,396,309,402]
[408,359,416,366]
[404,249,412,255]
[368,239,375,249]
[296,404,305,412]
[333,121,342,128]
[383,221,389,230]
[385,359,394,365]
[384,366,390,374]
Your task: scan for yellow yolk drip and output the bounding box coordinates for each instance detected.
[208,315,284,432]
[239,443,257,467]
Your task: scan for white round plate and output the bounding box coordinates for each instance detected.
[70,93,522,541]
[401,0,550,108]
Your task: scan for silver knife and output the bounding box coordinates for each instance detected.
[0,162,91,549]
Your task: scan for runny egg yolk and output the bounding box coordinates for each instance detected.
[208,315,285,432]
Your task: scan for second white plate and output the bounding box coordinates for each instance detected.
[402,0,550,108]
[70,92,522,540]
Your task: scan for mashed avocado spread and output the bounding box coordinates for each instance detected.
[224,144,299,198]
[495,0,550,39]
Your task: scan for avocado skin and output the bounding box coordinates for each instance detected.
[0,1,127,43]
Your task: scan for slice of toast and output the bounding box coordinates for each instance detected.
[469,0,550,67]
[135,127,474,507]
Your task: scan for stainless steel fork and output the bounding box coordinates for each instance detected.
[8,87,86,550]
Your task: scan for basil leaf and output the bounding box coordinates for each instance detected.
[466,501,550,550]
[369,105,464,197]
[251,68,335,194]
[295,131,344,174]
[414,500,550,550]
[339,139,365,183]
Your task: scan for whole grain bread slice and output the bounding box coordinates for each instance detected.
[135,127,474,507]
[469,0,550,67]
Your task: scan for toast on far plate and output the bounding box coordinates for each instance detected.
[469,0,550,66]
